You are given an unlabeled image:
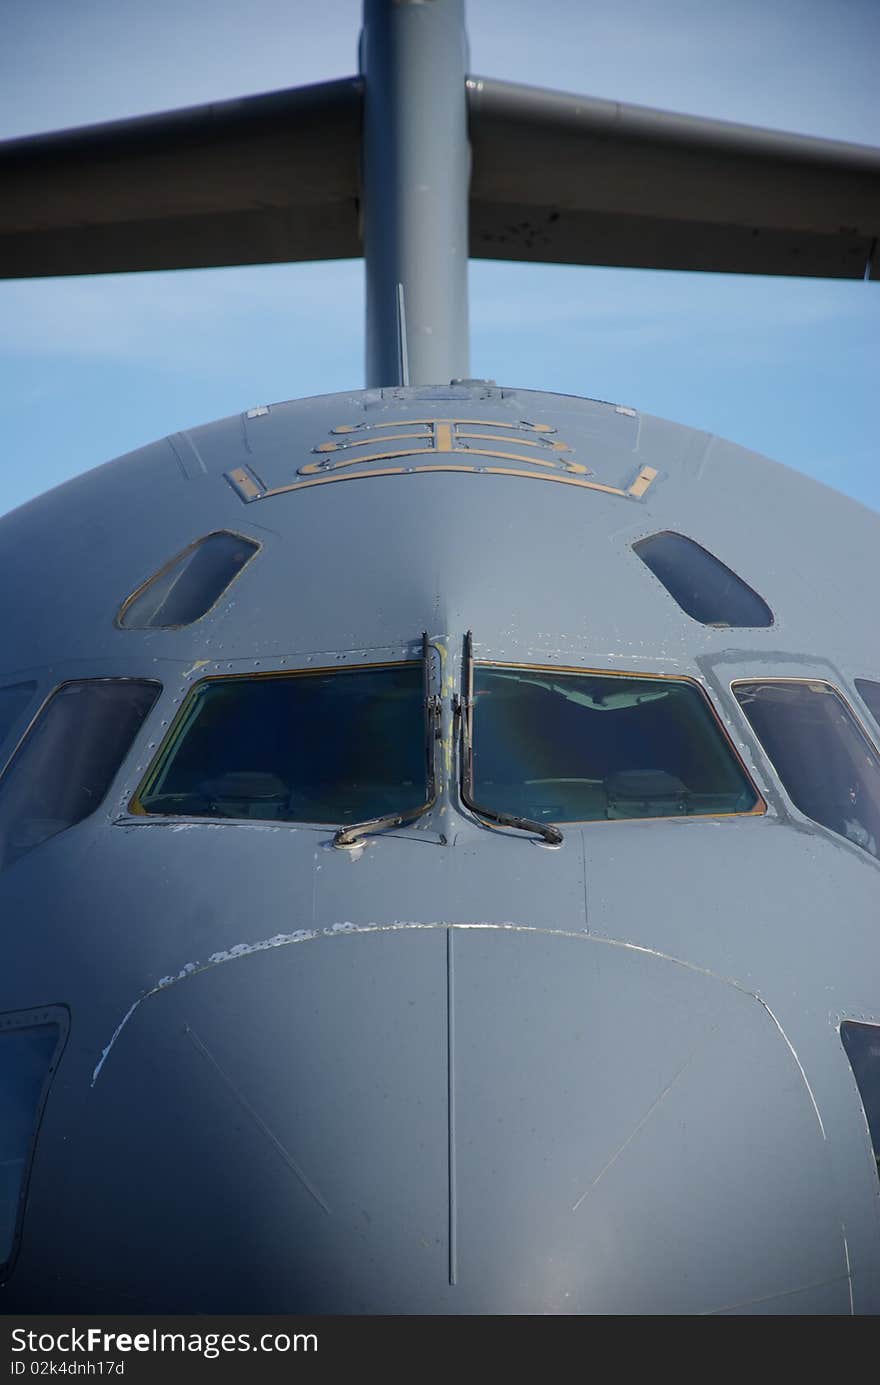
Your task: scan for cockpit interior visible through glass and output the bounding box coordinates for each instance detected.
[134,664,428,826]
[734,679,880,859]
[469,666,761,824]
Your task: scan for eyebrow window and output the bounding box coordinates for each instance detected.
[0,680,160,870]
[469,667,761,824]
[118,531,259,629]
[856,679,880,732]
[134,664,428,826]
[733,680,880,858]
[633,531,773,627]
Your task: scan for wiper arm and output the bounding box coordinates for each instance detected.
[458,631,563,847]
[333,801,431,848]
[334,633,440,848]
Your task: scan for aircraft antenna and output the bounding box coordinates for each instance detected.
[360,0,471,387]
[396,282,411,387]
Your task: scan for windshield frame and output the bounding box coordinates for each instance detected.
[463,656,766,828]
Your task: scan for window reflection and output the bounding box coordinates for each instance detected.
[471,667,760,824]
[734,680,880,858]
[136,664,427,826]
[0,680,160,870]
[633,532,773,627]
[119,532,259,629]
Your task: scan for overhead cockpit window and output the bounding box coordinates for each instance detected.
[733,680,880,858]
[840,1022,880,1185]
[0,683,36,760]
[856,680,880,733]
[0,680,160,870]
[118,531,259,629]
[469,667,761,824]
[633,531,773,627]
[133,664,428,826]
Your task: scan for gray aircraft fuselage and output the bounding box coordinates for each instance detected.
[1,380,878,1314]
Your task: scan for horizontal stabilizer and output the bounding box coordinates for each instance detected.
[0,79,363,278]
[467,77,880,280]
[1,75,878,281]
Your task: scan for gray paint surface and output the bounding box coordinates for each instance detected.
[1,380,878,1312]
[1,0,878,1318]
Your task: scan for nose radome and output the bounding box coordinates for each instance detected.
[73,924,844,1314]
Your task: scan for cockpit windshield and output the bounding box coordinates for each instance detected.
[469,666,761,824]
[135,664,428,825]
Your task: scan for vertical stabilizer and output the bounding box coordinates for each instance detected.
[360,0,471,386]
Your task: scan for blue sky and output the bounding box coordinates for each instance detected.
[1,0,877,516]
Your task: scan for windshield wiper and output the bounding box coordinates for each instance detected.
[334,633,440,847]
[458,631,563,846]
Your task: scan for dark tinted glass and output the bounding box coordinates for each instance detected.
[137,665,427,825]
[471,667,759,824]
[119,532,259,628]
[0,683,36,757]
[633,531,773,627]
[856,679,880,732]
[734,680,880,857]
[0,1022,61,1265]
[0,680,160,869]
[840,1022,880,1182]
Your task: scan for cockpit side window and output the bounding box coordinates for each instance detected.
[469,666,761,825]
[0,680,160,870]
[855,679,880,734]
[840,1022,880,1185]
[733,680,880,859]
[118,531,259,629]
[0,1008,68,1273]
[133,664,427,827]
[633,531,773,627]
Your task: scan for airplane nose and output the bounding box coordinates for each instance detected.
[33,924,845,1313]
